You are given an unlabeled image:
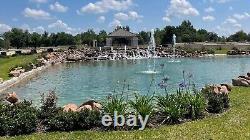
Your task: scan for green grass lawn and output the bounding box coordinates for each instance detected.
[1,87,250,140]
[214,48,230,54]
[0,55,39,80]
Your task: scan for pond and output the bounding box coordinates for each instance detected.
[5,56,250,106]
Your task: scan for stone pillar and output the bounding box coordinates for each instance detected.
[131,37,138,46]
[106,38,112,46]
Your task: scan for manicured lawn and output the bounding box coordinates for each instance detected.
[0,55,39,80]
[214,48,230,54]
[1,87,250,140]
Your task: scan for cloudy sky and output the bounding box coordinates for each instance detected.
[0,0,249,36]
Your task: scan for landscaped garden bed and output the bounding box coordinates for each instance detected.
[0,79,231,138]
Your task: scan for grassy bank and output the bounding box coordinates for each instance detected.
[1,87,249,140]
[214,48,230,54]
[0,55,39,80]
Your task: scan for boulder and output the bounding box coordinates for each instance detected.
[232,78,250,87]
[220,84,232,91]
[6,92,18,104]
[79,100,102,111]
[63,104,78,112]
[77,105,92,112]
[93,102,102,110]
[220,86,229,94]
[238,76,250,81]
[9,68,25,77]
[213,86,220,94]
[247,73,250,77]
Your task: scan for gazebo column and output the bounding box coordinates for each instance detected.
[106,38,112,46]
[131,37,138,46]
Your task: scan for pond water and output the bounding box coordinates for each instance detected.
[5,56,250,106]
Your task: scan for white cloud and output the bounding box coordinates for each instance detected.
[225,17,237,24]
[30,0,47,3]
[48,20,82,35]
[50,2,68,13]
[23,8,51,20]
[32,26,45,34]
[202,15,215,22]
[233,13,250,20]
[109,19,122,28]
[0,23,11,33]
[204,7,215,13]
[20,24,31,31]
[78,0,133,14]
[97,16,106,23]
[217,0,231,3]
[163,0,199,22]
[233,23,242,28]
[115,12,129,20]
[128,11,143,20]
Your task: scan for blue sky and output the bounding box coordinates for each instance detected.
[0,0,249,36]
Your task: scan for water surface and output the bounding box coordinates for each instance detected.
[6,56,250,106]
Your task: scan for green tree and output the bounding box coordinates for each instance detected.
[154,28,165,45]
[138,31,150,45]
[5,28,26,49]
[81,29,97,46]
[228,30,248,42]
[97,30,107,46]
[162,26,176,44]
[30,32,41,48]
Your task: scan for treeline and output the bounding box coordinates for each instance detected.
[0,28,107,49]
[150,20,250,45]
[1,20,250,49]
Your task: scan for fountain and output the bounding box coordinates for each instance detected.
[139,29,159,74]
[169,34,181,63]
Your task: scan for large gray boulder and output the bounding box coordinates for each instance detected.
[232,78,250,87]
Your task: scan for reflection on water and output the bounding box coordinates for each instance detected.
[5,56,250,106]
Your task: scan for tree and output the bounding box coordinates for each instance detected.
[41,31,51,47]
[138,31,150,45]
[81,29,97,46]
[162,26,176,44]
[228,30,248,42]
[97,30,107,46]
[154,28,165,45]
[30,32,41,48]
[196,29,208,42]
[5,28,26,48]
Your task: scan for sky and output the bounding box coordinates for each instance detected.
[0,0,249,36]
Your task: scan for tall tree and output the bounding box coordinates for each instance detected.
[97,30,107,46]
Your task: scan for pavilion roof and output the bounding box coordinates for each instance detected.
[108,29,138,37]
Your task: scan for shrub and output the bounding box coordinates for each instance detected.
[39,90,59,120]
[77,110,102,130]
[0,101,38,136]
[47,110,79,131]
[47,110,101,131]
[102,94,127,116]
[157,93,188,123]
[202,86,230,113]
[187,92,206,119]
[129,94,154,118]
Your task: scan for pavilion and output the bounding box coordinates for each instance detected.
[106,29,138,48]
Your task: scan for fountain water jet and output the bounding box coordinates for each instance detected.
[139,29,160,74]
[169,34,181,63]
